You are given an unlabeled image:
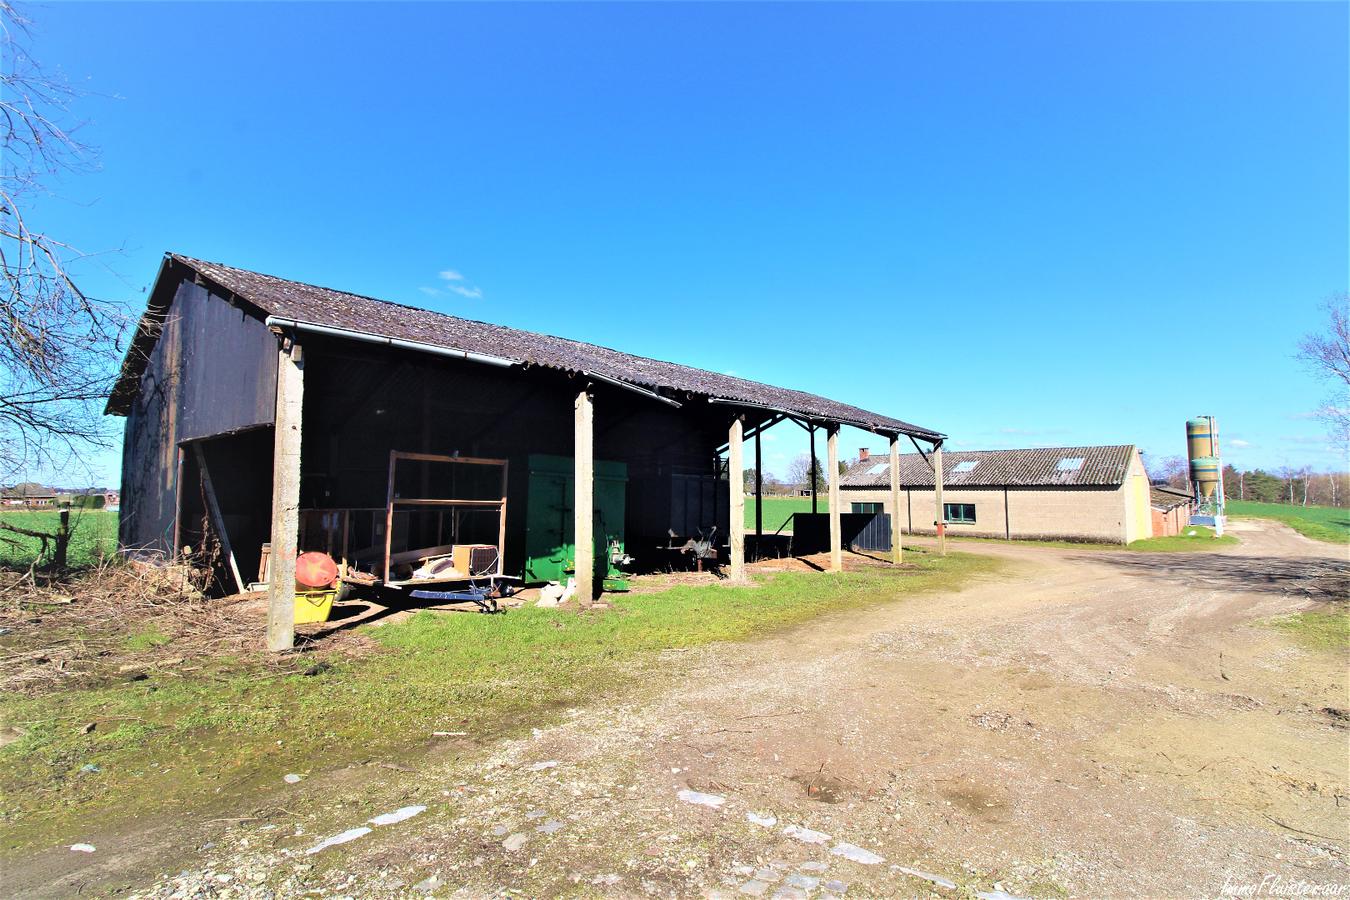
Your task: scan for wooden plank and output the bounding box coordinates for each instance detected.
[387,543,457,566]
[192,442,245,594]
[342,509,350,565]
[266,339,304,652]
[390,451,508,467]
[890,434,902,565]
[574,388,595,605]
[384,451,397,585]
[729,415,745,581]
[828,425,841,572]
[498,460,509,575]
[389,498,506,508]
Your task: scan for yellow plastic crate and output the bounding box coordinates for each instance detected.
[294,588,336,625]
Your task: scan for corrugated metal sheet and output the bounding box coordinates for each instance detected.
[108,255,942,440]
[841,445,1137,489]
[1150,487,1192,512]
[117,280,278,553]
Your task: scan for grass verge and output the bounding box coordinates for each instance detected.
[1124,526,1240,552]
[1263,608,1349,653]
[946,527,1237,553]
[1224,500,1350,544]
[0,547,999,850]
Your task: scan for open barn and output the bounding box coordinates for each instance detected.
[107,254,945,649]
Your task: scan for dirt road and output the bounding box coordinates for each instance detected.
[15,520,1348,899]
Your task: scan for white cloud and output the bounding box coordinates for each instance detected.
[1281,435,1330,444]
[724,370,739,376]
[418,287,439,297]
[447,285,482,298]
[1002,428,1037,435]
[438,270,465,282]
[764,434,777,441]
[1229,439,1251,448]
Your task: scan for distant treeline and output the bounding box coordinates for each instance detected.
[1220,466,1348,508]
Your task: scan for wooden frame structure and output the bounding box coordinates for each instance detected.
[382,451,509,585]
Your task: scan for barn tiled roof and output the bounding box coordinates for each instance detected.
[107,254,942,439]
[841,445,1137,488]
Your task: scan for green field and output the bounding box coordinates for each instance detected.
[1225,500,1350,544]
[0,509,119,569]
[744,496,827,531]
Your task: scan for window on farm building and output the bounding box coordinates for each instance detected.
[852,502,884,514]
[944,503,976,524]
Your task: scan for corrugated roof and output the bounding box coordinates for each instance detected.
[841,445,1138,488]
[1150,487,1193,512]
[106,254,942,439]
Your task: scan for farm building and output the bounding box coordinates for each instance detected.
[1149,486,1194,537]
[2,483,56,507]
[839,445,1154,544]
[106,254,946,649]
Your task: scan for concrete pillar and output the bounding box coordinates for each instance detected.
[728,415,746,581]
[574,387,595,605]
[267,338,304,651]
[828,425,841,572]
[890,434,902,565]
[933,442,946,556]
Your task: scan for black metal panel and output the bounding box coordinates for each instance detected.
[118,279,278,554]
[853,513,892,552]
[789,513,887,555]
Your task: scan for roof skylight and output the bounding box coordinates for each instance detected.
[1057,457,1085,471]
[953,461,978,473]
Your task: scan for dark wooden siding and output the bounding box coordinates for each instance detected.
[119,280,278,553]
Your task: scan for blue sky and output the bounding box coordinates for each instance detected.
[23,1,1348,486]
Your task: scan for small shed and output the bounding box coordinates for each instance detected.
[1149,486,1194,537]
[840,444,1154,544]
[107,254,947,649]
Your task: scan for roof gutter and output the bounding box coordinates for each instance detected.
[263,317,516,368]
[582,370,682,408]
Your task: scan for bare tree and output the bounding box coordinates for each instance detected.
[786,453,826,493]
[1294,293,1350,446]
[1153,455,1189,490]
[1,2,125,482]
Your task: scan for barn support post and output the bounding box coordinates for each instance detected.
[827,424,842,573]
[754,426,763,555]
[933,441,946,557]
[267,338,304,652]
[809,425,818,513]
[728,415,746,581]
[574,387,595,606]
[890,434,902,565]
